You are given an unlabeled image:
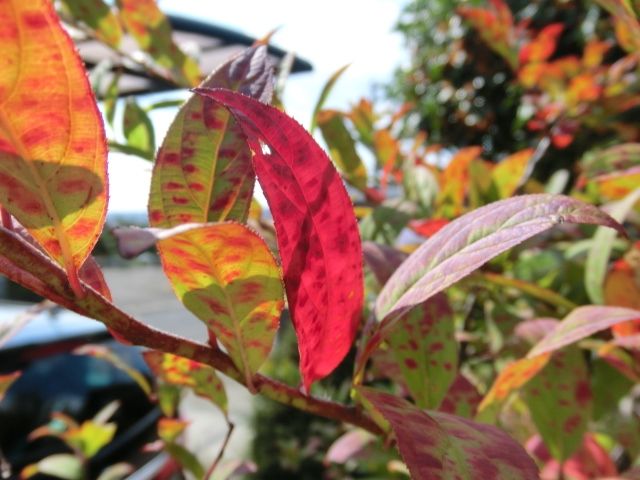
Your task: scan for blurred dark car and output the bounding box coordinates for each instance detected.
[0,301,173,480]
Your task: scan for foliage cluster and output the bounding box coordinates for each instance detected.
[0,0,639,479]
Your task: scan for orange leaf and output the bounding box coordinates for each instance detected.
[0,0,108,296]
[519,24,563,65]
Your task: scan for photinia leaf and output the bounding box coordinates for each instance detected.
[61,0,123,47]
[376,194,624,325]
[66,419,117,457]
[325,429,376,465]
[198,88,364,390]
[585,188,640,304]
[0,371,21,402]
[595,166,640,199]
[581,142,640,177]
[21,454,83,480]
[158,417,188,443]
[604,260,640,336]
[386,294,457,409]
[164,443,205,479]
[521,347,590,461]
[317,109,368,190]
[438,374,482,418]
[157,223,283,384]
[310,64,350,132]
[144,350,228,415]
[116,0,200,86]
[528,305,640,357]
[0,0,108,296]
[358,387,539,480]
[148,46,273,228]
[409,218,450,238]
[123,97,155,159]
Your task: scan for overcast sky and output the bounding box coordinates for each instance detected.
[108,0,410,214]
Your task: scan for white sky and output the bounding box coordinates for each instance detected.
[108,0,410,214]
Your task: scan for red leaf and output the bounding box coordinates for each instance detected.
[409,218,449,237]
[196,88,364,389]
[359,387,539,479]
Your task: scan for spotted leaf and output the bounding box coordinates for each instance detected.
[197,88,364,390]
[386,294,457,409]
[358,387,539,480]
[0,0,108,296]
[522,347,590,461]
[143,350,227,414]
[116,0,200,86]
[148,46,273,228]
[61,0,122,47]
[157,223,283,385]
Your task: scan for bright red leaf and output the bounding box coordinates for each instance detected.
[198,88,364,390]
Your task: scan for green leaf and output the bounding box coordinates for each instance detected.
[22,454,84,480]
[116,0,200,86]
[165,443,205,479]
[61,0,122,47]
[387,294,457,409]
[521,347,590,461]
[123,98,155,159]
[67,420,117,457]
[585,188,640,304]
[317,109,368,190]
[310,64,349,132]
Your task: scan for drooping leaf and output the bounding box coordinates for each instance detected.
[528,305,640,357]
[0,371,21,402]
[585,188,640,304]
[317,109,368,190]
[358,387,538,480]
[112,223,197,259]
[310,64,350,132]
[325,429,376,465]
[0,0,108,296]
[521,347,590,461]
[144,350,228,415]
[21,454,84,480]
[198,88,364,390]
[164,443,205,479]
[116,0,200,86]
[386,294,457,409]
[376,194,624,325]
[122,97,155,159]
[61,0,122,47]
[148,46,273,228]
[157,223,283,384]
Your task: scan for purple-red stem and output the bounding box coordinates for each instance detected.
[0,227,383,436]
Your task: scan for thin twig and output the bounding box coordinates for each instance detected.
[0,299,55,349]
[204,418,235,479]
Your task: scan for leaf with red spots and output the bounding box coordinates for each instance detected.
[157,223,283,386]
[143,350,227,414]
[521,347,590,461]
[528,305,640,357]
[358,387,539,480]
[197,88,364,390]
[438,374,482,418]
[0,371,21,402]
[0,0,108,297]
[148,46,273,228]
[61,0,122,47]
[386,294,457,409]
[376,194,624,327]
[115,0,200,86]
